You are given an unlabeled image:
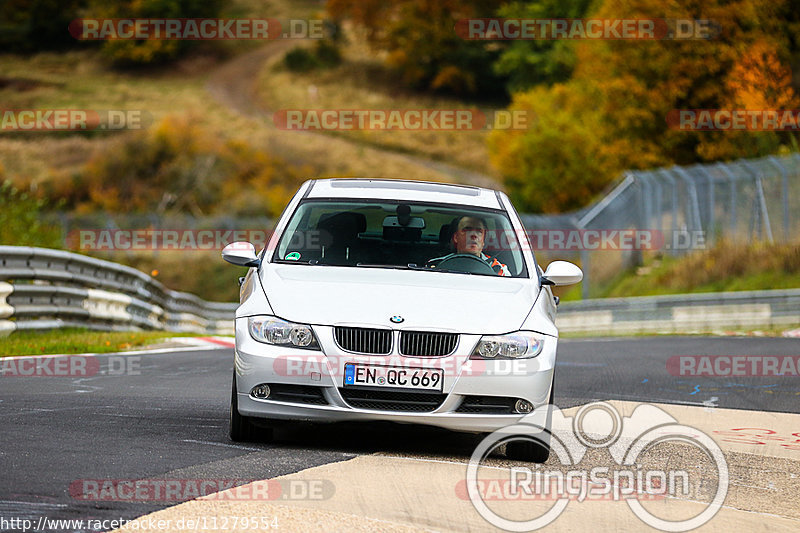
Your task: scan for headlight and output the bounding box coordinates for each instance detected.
[470,331,544,359]
[248,316,320,349]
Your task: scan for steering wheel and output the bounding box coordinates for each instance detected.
[434,253,497,275]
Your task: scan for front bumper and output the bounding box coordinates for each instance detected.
[234,319,556,433]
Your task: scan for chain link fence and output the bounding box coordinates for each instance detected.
[521,153,800,299]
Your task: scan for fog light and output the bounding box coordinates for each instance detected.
[515,399,533,414]
[251,384,271,399]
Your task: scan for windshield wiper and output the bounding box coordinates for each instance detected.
[273,259,339,266]
[407,263,472,275]
[355,263,410,269]
[274,259,313,264]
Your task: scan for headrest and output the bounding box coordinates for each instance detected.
[438,217,460,247]
[317,211,367,234]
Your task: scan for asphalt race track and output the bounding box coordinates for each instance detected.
[1,336,798,532]
[556,336,800,412]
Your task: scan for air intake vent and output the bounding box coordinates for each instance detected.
[339,388,446,412]
[334,327,392,355]
[265,384,328,405]
[399,331,458,357]
[456,395,518,414]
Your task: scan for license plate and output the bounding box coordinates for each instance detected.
[344,363,444,392]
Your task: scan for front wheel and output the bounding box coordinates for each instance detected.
[505,379,555,463]
[505,434,551,463]
[229,372,273,442]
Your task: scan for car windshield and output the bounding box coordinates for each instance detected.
[272,200,529,278]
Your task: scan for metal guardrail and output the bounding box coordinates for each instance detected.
[3,247,796,338]
[0,246,237,336]
[557,288,800,335]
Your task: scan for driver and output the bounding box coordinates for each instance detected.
[429,216,511,276]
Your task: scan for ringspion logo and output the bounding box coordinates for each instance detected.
[466,402,728,531]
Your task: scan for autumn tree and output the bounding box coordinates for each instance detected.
[490,0,800,213]
[87,0,226,66]
[328,0,507,97]
[697,39,800,160]
[0,0,87,52]
[492,0,595,92]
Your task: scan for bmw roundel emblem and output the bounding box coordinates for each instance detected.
[390,315,404,323]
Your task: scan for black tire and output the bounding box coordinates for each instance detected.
[229,372,273,442]
[506,379,555,463]
[505,434,551,463]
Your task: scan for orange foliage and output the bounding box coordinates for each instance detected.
[76,115,309,217]
[490,0,800,213]
[725,39,797,110]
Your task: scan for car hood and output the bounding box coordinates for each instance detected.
[261,265,536,334]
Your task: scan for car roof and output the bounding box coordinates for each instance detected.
[305,178,504,210]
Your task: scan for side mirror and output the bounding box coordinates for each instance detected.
[222,242,260,267]
[541,261,583,286]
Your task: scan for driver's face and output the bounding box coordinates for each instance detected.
[453,217,485,256]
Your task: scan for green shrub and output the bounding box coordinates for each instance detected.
[0,180,63,248]
[314,40,342,68]
[284,40,342,72]
[91,0,226,66]
[74,115,307,218]
[284,47,320,72]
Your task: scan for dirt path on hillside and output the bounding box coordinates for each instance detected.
[205,43,503,190]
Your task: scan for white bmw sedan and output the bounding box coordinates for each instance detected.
[222,178,582,461]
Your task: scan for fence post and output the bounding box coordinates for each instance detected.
[715,162,738,240]
[571,215,590,300]
[657,169,679,255]
[741,160,774,242]
[767,155,790,241]
[639,173,651,230]
[673,166,703,235]
[696,166,716,246]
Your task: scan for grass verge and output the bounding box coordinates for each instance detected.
[0,46,459,189]
[556,240,800,301]
[0,328,199,357]
[559,327,794,339]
